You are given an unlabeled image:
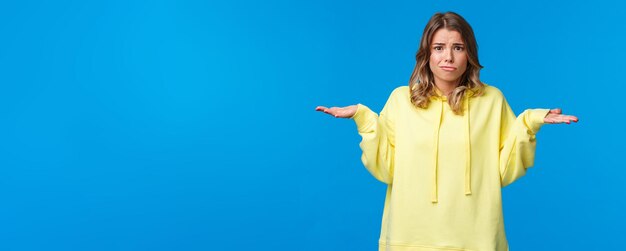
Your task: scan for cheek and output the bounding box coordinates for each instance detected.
[430,53,440,63]
[454,53,468,72]
[457,53,468,66]
[429,53,442,68]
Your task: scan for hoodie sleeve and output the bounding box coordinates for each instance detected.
[499,98,550,187]
[351,92,397,184]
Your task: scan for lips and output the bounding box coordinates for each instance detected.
[440,66,457,71]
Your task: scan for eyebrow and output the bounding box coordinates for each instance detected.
[433,43,465,46]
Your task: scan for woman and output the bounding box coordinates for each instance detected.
[315,12,578,251]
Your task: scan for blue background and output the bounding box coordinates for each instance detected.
[1,0,624,250]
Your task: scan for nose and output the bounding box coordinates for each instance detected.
[444,48,454,63]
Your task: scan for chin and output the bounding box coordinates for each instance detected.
[439,76,462,83]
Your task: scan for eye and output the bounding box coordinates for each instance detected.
[433,46,443,51]
[454,46,465,51]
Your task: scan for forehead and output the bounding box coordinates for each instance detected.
[431,29,464,43]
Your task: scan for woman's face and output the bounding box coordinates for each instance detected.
[429,28,468,87]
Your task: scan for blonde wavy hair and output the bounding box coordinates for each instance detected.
[408,12,485,115]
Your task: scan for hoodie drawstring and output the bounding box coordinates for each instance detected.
[464,96,472,196]
[431,99,443,203]
[431,92,472,203]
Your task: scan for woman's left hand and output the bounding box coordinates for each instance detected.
[544,108,579,124]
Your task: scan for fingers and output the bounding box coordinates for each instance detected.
[315,105,339,117]
[316,105,357,119]
[315,106,328,111]
[564,115,579,123]
[315,106,333,114]
[544,114,579,124]
[545,108,580,124]
[549,108,562,114]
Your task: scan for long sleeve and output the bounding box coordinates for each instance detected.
[499,98,550,187]
[351,95,396,184]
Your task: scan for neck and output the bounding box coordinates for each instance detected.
[434,80,459,96]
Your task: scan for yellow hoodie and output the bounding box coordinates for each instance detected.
[351,84,549,251]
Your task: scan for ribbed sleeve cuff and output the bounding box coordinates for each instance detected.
[526,108,550,134]
[351,103,376,132]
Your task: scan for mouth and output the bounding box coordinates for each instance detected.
[440,66,457,71]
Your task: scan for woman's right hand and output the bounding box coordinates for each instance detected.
[315,105,358,118]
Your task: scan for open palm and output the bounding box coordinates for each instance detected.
[315,105,358,118]
[544,108,578,124]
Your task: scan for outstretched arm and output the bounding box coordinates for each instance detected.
[499,103,578,187]
[315,97,397,184]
